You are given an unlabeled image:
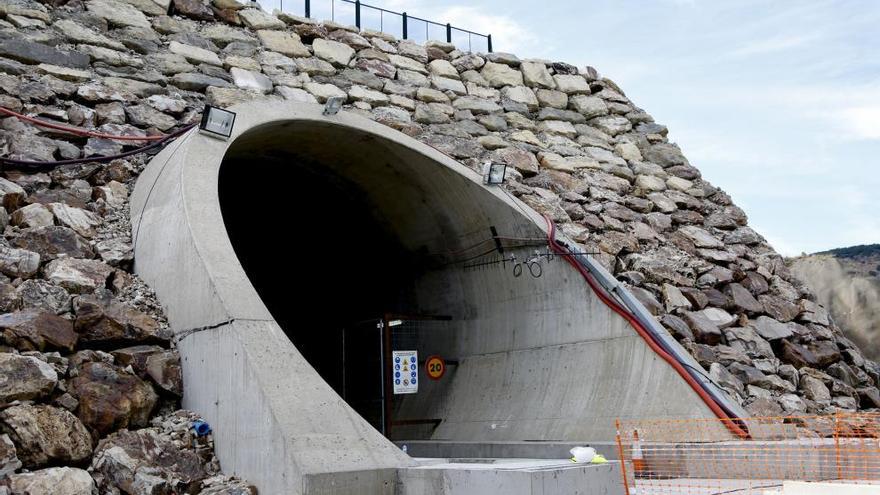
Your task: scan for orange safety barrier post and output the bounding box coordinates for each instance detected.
[615,413,880,495]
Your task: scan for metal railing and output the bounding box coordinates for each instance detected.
[268,0,493,53]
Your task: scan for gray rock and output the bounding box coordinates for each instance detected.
[724,283,763,313]
[46,203,100,238]
[553,74,590,94]
[800,375,831,402]
[229,67,272,93]
[683,310,722,345]
[169,41,222,66]
[10,203,53,228]
[569,95,608,118]
[590,115,632,135]
[660,313,694,341]
[238,8,284,30]
[73,295,164,346]
[0,37,90,69]
[91,428,207,493]
[452,97,502,114]
[16,280,71,314]
[43,258,113,294]
[0,404,92,468]
[709,362,743,394]
[0,433,20,478]
[145,350,182,396]
[53,20,126,51]
[481,62,523,87]
[724,327,774,358]
[642,143,688,168]
[752,316,794,341]
[778,393,807,413]
[0,353,57,403]
[678,225,724,249]
[521,61,555,89]
[256,30,309,58]
[124,104,177,131]
[0,245,39,279]
[171,72,232,91]
[94,238,133,267]
[69,361,158,435]
[6,467,95,495]
[87,0,151,28]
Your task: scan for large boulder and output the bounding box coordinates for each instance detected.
[73,296,165,346]
[0,353,57,403]
[69,362,158,436]
[145,350,183,396]
[90,428,208,494]
[0,310,77,351]
[11,226,95,261]
[0,404,92,468]
[0,245,40,279]
[5,466,96,495]
[110,345,182,395]
[43,258,113,294]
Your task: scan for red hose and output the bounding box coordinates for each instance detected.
[543,215,750,439]
[0,106,168,141]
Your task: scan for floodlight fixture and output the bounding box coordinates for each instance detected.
[323,96,346,116]
[199,105,236,140]
[483,161,507,185]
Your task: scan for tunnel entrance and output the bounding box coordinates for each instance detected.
[212,118,597,442]
[218,148,432,434]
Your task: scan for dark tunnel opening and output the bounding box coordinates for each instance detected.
[219,151,423,430]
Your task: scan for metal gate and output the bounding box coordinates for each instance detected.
[340,313,454,438]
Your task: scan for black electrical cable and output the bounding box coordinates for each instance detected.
[0,123,198,171]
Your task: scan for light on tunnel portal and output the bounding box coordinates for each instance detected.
[199,105,236,140]
[483,161,507,185]
[387,319,403,327]
[323,96,346,116]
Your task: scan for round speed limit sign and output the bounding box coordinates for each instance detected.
[425,355,446,380]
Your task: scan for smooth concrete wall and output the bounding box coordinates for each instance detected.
[398,461,625,495]
[131,101,728,493]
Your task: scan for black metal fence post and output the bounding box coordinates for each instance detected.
[446,23,451,43]
[487,34,493,53]
[305,0,310,18]
[402,12,407,39]
[355,0,361,28]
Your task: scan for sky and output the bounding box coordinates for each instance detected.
[278,0,880,256]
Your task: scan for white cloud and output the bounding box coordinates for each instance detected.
[837,106,880,140]
[730,34,818,57]
[434,5,539,55]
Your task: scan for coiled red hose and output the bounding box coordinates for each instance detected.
[543,215,750,439]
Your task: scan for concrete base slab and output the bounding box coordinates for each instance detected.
[395,440,620,461]
[398,458,625,495]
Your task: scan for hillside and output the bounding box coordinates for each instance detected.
[791,245,880,361]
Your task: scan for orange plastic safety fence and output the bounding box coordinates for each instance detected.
[615,413,880,495]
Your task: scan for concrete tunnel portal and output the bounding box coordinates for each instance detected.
[130,101,730,492]
[217,118,576,440]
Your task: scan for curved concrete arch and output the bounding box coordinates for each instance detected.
[130,101,727,493]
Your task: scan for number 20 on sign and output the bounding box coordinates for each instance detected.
[425,355,446,380]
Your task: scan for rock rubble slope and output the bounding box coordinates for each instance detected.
[0,1,877,486]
